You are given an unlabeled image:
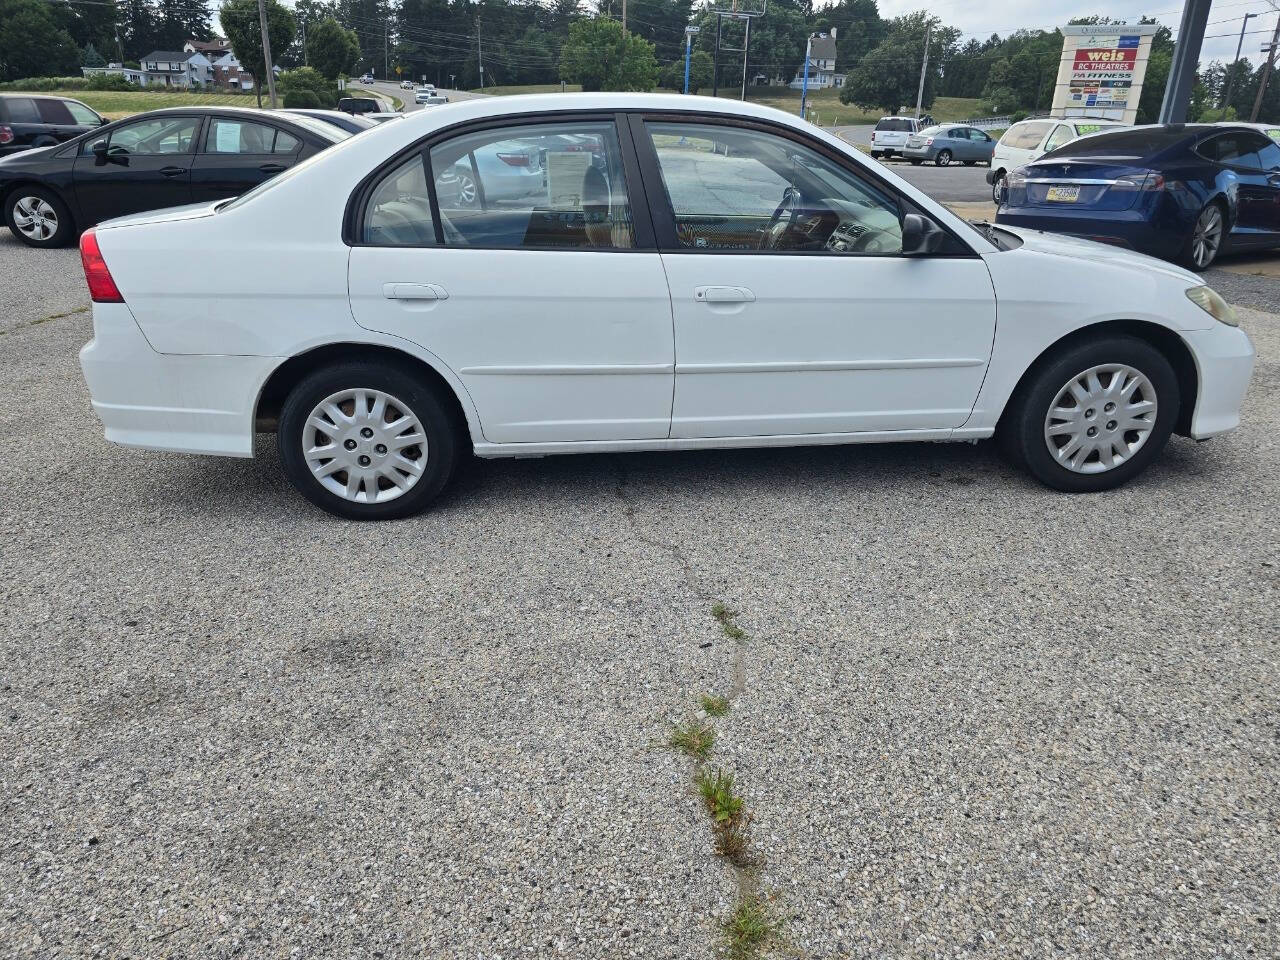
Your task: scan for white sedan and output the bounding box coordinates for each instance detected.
[78,94,1255,520]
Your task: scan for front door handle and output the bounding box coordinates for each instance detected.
[258,162,287,174]
[383,282,448,301]
[158,166,186,178]
[694,285,755,303]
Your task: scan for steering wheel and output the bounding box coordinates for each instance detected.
[759,185,799,250]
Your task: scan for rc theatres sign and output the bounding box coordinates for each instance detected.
[1050,23,1160,125]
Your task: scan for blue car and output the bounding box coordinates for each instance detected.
[995,124,1280,270]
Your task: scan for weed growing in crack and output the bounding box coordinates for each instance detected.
[696,768,756,867]
[712,602,747,641]
[701,693,731,717]
[723,891,782,960]
[667,718,715,759]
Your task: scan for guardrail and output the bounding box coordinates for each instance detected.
[963,115,1013,130]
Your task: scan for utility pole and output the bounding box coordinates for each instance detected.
[477,16,484,90]
[301,18,307,67]
[739,16,751,100]
[914,23,931,118]
[1251,13,1280,122]
[255,0,277,108]
[384,21,388,81]
[1221,12,1258,112]
[712,14,722,97]
[622,0,627,32]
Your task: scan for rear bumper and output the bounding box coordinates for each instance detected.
[901,145,936,160]
[78,303,276,457]
[1184,322,1255,439]
[994,207,1185,261]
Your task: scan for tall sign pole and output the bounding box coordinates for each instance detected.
[799,33,812,118]
[1159,0,1213,123]
[914,23,931,118]
[683,26,699,94]
[256,0,277,108]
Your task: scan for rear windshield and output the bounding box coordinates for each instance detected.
[918,125,944,136]
[876,119,914,132]
[1,97,40,123]
[1046,126,1203,159]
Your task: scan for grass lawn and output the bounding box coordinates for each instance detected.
[8,88,268,119]
[472,83,983,128]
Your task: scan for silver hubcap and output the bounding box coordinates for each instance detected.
[1191,206,1222,268]
[937,152,950,166]
[1044,364,1158,474]
[992,175,1005,203]
[13,196,58,240]
[457,174,476,205]
[303,388,427,504]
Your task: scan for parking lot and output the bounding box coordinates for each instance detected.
[2,194,1278,960]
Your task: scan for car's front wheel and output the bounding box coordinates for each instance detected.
[5,186,74,248]
[278,361,459,519]
[1002,337,1179,493]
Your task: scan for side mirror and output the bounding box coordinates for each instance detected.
[91,140,110,165]
[97,117,109,126]
[901,213,945,256]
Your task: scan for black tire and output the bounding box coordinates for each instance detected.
[5,185,75,248]
[935,149,953,166]
[1177,200,1227,271]
[990,170,1006,204]
[1000,336,1180,493]
[908,159,922,165]
[870,150,883,159]
[278,360,460,520]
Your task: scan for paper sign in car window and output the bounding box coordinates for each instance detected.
[1076,124,1103,135]
[546,151,591,210]
[216,122,242,152]
[1268,129,1280,143]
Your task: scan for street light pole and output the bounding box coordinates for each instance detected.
[1221,12,1258,112]
[914,23,931,118]
[799,33,813,118]
[683,25,700,94]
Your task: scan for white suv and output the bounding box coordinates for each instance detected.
[869,117,923,159]
[988,117,1127,202]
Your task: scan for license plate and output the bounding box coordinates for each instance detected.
[1046,185,1080,203]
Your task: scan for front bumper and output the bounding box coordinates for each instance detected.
[79,303,277,457]
[1184,321,1256,439]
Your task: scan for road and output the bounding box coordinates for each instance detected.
[364,80,488,112]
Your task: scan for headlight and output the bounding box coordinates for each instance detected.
[1185,285,1238,327]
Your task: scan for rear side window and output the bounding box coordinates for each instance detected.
[1197,131,1273,169]
[36,98,76,124]
[3,97,40,123]
[362,154,436,246]
[1001,121,1052,149]
[204,118,276,153]
[273,129,300,154]
[1044,124,1075,152]
[64,100,100,125]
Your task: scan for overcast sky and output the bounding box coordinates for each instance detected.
[873,0,1280,66]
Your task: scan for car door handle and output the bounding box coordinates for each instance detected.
[158,166,186,178]
[258,162,287,174]
[383,282,448,301]
[694,285,755,303]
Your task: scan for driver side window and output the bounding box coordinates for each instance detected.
[82,116,199,156]
[643,121,903,255]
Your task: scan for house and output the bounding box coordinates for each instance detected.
[81,62,145,85]
[789,32,844,90]
[135,50,214,88]
[184,38,232,57]
[211,51,255,91]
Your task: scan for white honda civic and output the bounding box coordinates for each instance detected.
[78,94,1255,520]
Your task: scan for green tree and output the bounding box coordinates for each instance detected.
[0,0,80,81]
[840,12,950,115]
[659,49,712,92]
[559,17,657,92]
[81,42,107,68]
[306,16,360,80]
[221,0,296,106]
[279,65,336,105]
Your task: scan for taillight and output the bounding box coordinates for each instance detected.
[925,137,934,145]
[1112,172,1165,192]
[496,152,530,167]
[79,228,124,303]
[0,125,13,145]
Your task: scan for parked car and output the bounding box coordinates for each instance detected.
[995,123,1280,270]
[869,116,923,159]
[417,93,450,107]
[75,93,1253,520]
[0,94,104,155]
[988,117,1127,202]
[0,106,348,247]
[902,125,995,166]
[338,97,394,116]
[280,108,377,134]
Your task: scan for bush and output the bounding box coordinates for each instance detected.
[0,76,86,90]
[1010,110,1029,123]
[85,74,134,91]
[283,88,321,108]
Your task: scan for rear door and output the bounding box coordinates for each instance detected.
[634,116,996,439]
[72,114,199,224]
[190,116,300,203]
[347,115,676,444]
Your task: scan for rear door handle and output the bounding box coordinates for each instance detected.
[383,282,448,301]
[158,166,186,178]
[258,162,287,174]
[694,285,755,303]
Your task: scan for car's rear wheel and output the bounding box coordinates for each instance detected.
[5,186,74,248]
[935,149,953,166]
[278,361,459,520]
[1180,201,1226,271]
[991,170,1007,204]
[1002,336,1179,493]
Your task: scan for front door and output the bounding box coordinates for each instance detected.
[348,116,674,444]
[190,116,301,203]
[1232,132,1280,242]
[73,114,199,225]
[635,117,996,439]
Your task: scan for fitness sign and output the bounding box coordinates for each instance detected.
[1051,24,1159,125]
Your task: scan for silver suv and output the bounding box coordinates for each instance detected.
[870,117,923,159]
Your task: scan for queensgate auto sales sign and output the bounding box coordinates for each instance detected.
[1052,24,1158,123]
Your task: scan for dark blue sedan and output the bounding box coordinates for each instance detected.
[995,124,1280,270]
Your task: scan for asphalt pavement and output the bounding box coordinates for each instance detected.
[1,178,1277,957]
